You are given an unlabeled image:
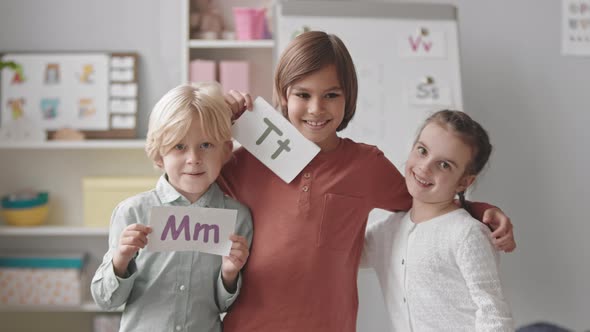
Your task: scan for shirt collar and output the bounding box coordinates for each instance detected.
[155,174,226,208]
[312,137,345,163]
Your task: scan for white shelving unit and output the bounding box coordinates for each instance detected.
[0,225,115,313]
[1,1,275,327]
[0,227,124,315]
[0,302,123,313]
[180,0,275,102]
[0,141,155,321]
[0,226,109,236]
[187,39,274,48]
[0,139,145,150]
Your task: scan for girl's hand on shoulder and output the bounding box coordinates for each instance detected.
[225,90,253,121]
[221,234,250,292]
[482,207,516,253]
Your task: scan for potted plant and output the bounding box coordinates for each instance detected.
[0,60,24,81]
[0,60,17,70]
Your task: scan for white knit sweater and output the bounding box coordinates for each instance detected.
[362,209,514,332]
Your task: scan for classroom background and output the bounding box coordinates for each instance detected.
[0,0,588,331]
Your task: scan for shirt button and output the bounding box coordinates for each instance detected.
[403,297,406,303]
[302,185,309,192]
[303,172,311,179]
[401,259,405,265]
[179,285,185,291]
[176,325,182,331]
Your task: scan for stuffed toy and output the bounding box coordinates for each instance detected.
[190,0,224,39]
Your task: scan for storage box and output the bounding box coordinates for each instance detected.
[83,176,159,227]
[219,60,249,93]
[189,59,216,83]
[94,314,122,332]
[0,254,85,306]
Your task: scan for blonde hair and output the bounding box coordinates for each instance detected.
[273,30,358,131]
[145,82,232,165]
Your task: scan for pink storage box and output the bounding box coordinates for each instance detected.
[94,314,122,332]
[219,60,249,93]
[189,59,216,83]
[0,268,82,305]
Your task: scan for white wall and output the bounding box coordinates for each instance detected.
[357,0,589,330]
[391,0,589,330]
[455,1,589,330]
[1,0,589,331]
[0,0,182,137]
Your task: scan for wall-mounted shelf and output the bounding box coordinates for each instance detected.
[0,226,109,237]
[0,227,118,314]
[180,0,275,102]
[0,139,145,150]
[0,303,121,313]
[188,39,274,48]
[0,302,123,313]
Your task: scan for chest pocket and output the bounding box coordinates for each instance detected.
[318,193,367,250]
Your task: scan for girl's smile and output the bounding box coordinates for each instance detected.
[405,122,475,221]
[411,171,433,187]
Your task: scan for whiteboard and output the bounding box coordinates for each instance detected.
[275,2,463,331]
[275,1,463,170]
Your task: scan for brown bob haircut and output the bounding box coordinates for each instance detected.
[273,30,358,132]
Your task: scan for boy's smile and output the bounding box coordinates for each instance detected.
[303,119,330,129]
[159,113,230,203]
[285,64,345,151]
[183,171,206,177]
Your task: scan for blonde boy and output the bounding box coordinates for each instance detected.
[91,82,252,332]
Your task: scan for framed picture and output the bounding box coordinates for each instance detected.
[1,52,138,139]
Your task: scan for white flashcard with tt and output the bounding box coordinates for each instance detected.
[232,97,321,183]
[146,206,236,256]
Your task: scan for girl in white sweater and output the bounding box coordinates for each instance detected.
[362,110,513,331]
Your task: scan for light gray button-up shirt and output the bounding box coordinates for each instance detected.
[91,175,253,332]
